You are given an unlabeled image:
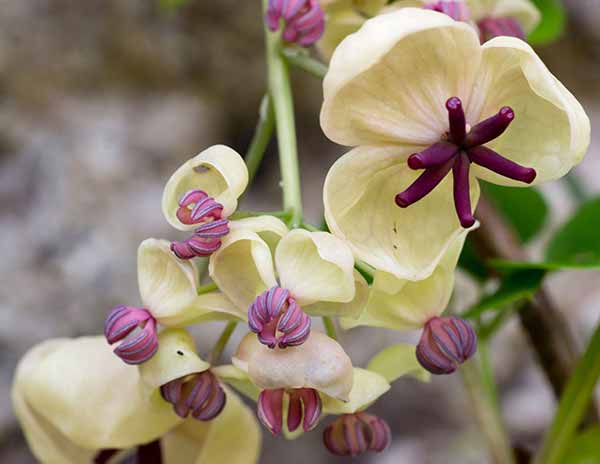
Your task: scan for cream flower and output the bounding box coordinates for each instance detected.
[209,219,365,349]
[104,238,244,364]
[12,332,261,464]
[321,8,590,282]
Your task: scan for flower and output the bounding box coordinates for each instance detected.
[209,218,368,349]
[321,8,590,282]
[104,238,245,364]
[12,331,261,464]
[266,0,326,47]
[162,145,249,260]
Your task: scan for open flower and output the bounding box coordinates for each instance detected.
[12,331,261,464]
[162,145,248,260]
[322,8,590,282]
[104,238,245,364]
[209,218,367,349]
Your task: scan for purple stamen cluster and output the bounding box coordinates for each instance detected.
[396,97,536,228]
[171,189,229,260]
[257,388,322,435]
[266,0,325,47]
[416,316,477,375]
[323,412,391,457]
[104,306,158,364]
[160,371,226,421]
[424,1,471,21]
[478,17,525,43]
[248,286,311,349]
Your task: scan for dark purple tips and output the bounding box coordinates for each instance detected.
[468,146,536,184]
[452,152,475,228]
[104,306,158,365]
[416,316,477,375]
[257,388,322,435]
[446,97,467,145]
[465,107,515,148]
[323,412,391,457]
[408,142,458,170]
[396,157,454,208]
[248,287,311,349]
[161,371,227,422]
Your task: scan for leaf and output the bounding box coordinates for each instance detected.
[462,269,546,320]
[481,182,548,243]
[564,426,600,464]
[528,0,566,45]
[458,239,489,281]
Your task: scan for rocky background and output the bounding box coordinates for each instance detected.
[1,1,600,462]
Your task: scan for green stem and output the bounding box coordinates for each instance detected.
[533,323,600,464]
[197,283,218,295]
[245,94,275,183]
[263,1,303,228]
[322,316,338,341]
[563,172,588,204]
[281,47,328,79]
[208,322,238,365]
[479,339,500,409]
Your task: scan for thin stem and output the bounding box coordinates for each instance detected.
[460,359,516,464]
[478,339,500,409]
[563,172,588,204]
[208,321,238,365]
[322,316,338,341]
[534,323,600,464]
[245,94,275,183]
[197,283,218,295]
[281,47,328,79]
[263,1,304,228]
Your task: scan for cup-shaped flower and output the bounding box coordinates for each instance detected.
[12,334,261,464]
[209,219,366,349]
[321,8,589,282]
[267,0,326,47]
[162,145,249,260]
[105,239,245,364]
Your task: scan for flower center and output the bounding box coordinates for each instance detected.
[248,286,311,349]
[104,306,158,365]
[266,0,325,47]
[395,97,536,228]
[323,412,391,457]
[171,189,230,260]
[257,387,322,435]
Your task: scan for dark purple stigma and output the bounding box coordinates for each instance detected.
[257,388,322,435]
[395,97,536,228]
[323,412,391,457]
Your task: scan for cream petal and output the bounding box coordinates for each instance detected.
[18,336,180,451]
[211,364,261,401]
[209,229,277,311]
[367,343,431,383]
[322,368,390,415]
[303,270,369,318]
[275,230,355,306]
[229,215,289,257]
[139,329,210,392]
[471,37,590,186]
[321,8,481,147]
[160,292,247,327]
[162,145,249,231]
[233,332,353,401]
[318,7,366,61]
[468,0,540,32]
[162,387,261,464]
[324,145,477,281]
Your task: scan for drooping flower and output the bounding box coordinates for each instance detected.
[322,8,590,283]
[104,239,245,364]
[266,0,326,47]
[209,218,368,349]
[162,145,249,260]
[12,332,261,464]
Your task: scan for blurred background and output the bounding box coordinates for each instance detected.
[1,0,600,462]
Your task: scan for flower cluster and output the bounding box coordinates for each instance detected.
[12,0,589,462]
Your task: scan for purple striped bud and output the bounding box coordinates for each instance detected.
[257,388,322,435]
[416,316,477,375]
[266,0,325,47]
[478,17,525,43]
[323,412,391,457]
[104,306,158,365]
[248,287,311,349]
[160,370,226,421]
[424,1,471,21]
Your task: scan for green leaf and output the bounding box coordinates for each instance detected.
[528,0,566,45]
[481,182,548,243]
[462,269,546,320]
[564,426,600,464]
[458,239,488,281]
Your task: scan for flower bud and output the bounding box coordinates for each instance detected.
[424,1,470,21]
[104,306,158,364]
[323,412,391,457]
[257,388,322,435]
[266,0,325,47]
[416,316,477,375]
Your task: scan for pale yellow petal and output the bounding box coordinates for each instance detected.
[160,292,247,327]
[209,229,277,310]
[229,215,289,256]
[275,230,355,306]
[321,8,481,146]
[303,270,369,318]
[468,0,540,32]
[322,368,390,415]
[211,364,261,401]
[324,145,477,281]
[233,332,353,401]
[367,343,431,383]
[318,7,366,61]
[162,145,249,231]
[471,37,590,186]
